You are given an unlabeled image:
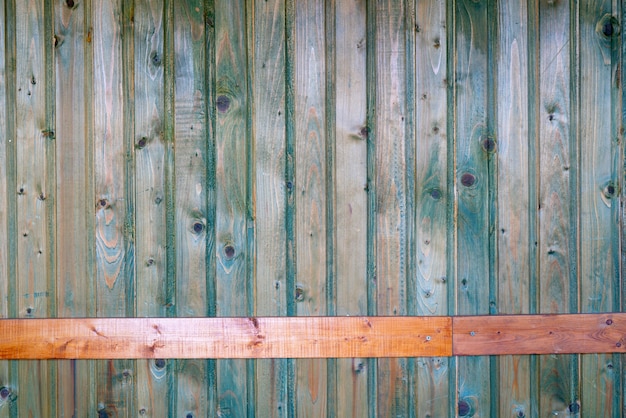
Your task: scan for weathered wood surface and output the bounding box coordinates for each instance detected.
[374,0,409,416]
[578,1,621,417]
[538,1,579,416]
[496,0,532,416]
[0,0,11,415]
[0,317,452,359]
[93,0,136,416]
[335,0,368,417]
[0,1,623,416]
[55,0,96,415]
[454,0,493,416]
[294,0,328,416]
[15,0,56,416]
[173,0,211,416]
[413,0,450,416]
[254,0,289,415]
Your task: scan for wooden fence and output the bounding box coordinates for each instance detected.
[0,0,624,416]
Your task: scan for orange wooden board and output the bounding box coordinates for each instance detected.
[0,316,451,359]
[453,313,626,355]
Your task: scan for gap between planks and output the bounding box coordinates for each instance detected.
[0,314,624,359]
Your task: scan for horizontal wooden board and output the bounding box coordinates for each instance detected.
[453,314,626,355]
[3,314,626,359]
[0,316,451,359]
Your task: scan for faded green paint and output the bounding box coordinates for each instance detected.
[0,1,624,417]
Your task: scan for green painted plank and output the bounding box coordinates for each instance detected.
[283,0,297,415]
[214,0,250,415]
[454,0,491,416]
[374,0,408,416]
[365,0,377,416]
[294,0,328,416]
[294,0,333,416]
[253,0,288,415]
[0,0,10,415]
[93,0,135,416]
[496,0,532,416]
[335,0,368,417]
[527,0,540,415]
[413,0,450,416]
[537,0,579,415]
[579,1,621,416]
[173,1,210,417]
[134,0,169,416]
[14,0,56,415]
[324,0,336,415]
[54,0,96,415]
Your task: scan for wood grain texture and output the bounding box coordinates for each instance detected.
[0,0,10,415]
[454,0,491,415]
[374,0,408,416]
[294,0,328,416]
[414,0,450,416]
[0,317,452,359]
[55,0,96,415]
[578,1,621,416]
[15,0,55,416]
[215,0,250,415]
[496,0,531,416]
[454,314,626,356]
[538,0,579,415]
[93,0,135,416]
[173,1,209,417]
[335,0,368,417]
[134,0,168,416]
[253,0,289,416]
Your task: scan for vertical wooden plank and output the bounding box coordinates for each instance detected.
[414,0,450,416]
[335,0,368,417]
[497,0,532,416]
[15,0,56,415]
[2,0,19,414]
[0,0,11,414]
[375,0,407,416]
[254,0,288,415]
[538,0,579,415]
[294,0,327,416]
[173,1,209,416]
[215,0,249,415]
[93,0,135,415]
[454,0,491,416]
[579,2,621,416]
[134,0,170,416]
[55,0,96,415]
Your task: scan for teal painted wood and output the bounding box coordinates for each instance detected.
[253,0,289,415]
[365,0,377,416]
[413,0,450,416]
[215,0,250,415]
[0,2,625,417]
[15,0,57,415]
[335,0,369,416]
[173,1,210,416]
[374,0,408,416]
[579,1,621,416]
[54,0,97,414]
[134,0,170,416]
[496,0,532,415]
[454,0,492,415]
[92,0,136,415]
[537,0,580,415]
[294,0,328,415]
[0,0,10,415]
